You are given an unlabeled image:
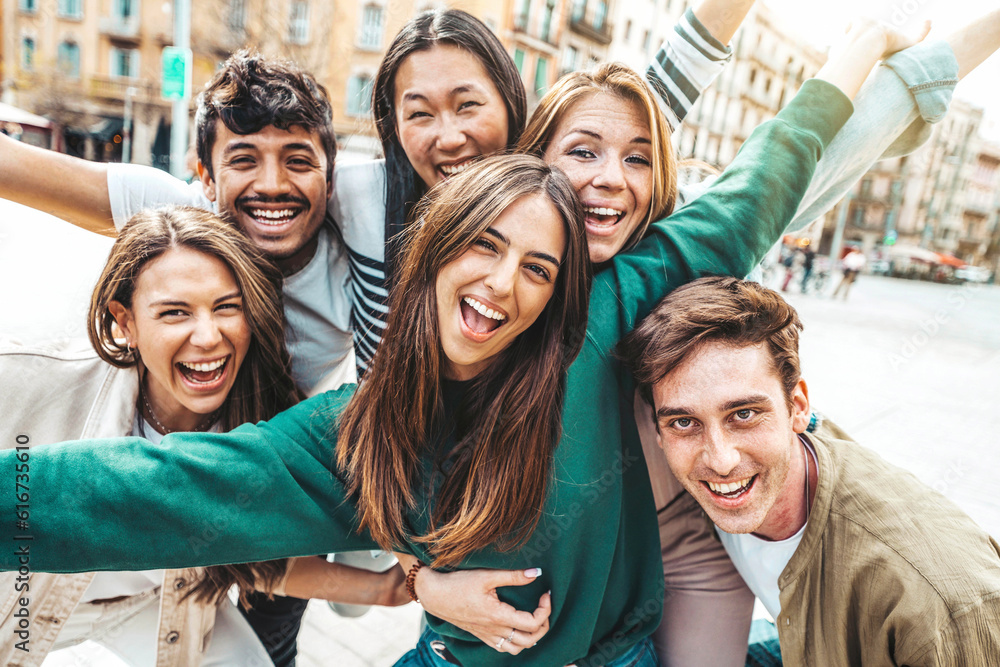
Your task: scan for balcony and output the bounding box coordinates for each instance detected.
[99,15,141,42]
[569,17,612,45]
[89,76,158,103]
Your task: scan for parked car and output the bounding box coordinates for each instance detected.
[955,265,992,283]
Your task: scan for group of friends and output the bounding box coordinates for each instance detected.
[1,1,1000,665]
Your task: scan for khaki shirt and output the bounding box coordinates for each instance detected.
[0,340,218,666]
[776,425,1000,666]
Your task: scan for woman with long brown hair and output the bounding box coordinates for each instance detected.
[0,206,407,666]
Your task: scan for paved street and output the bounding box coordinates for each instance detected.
[2,202,998,664]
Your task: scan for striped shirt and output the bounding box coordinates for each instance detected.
[336,7,731,372]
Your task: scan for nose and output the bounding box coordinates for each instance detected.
[483,256,517,298]
[591,156,627,192]
[435,114,468,153]
[255,158,292,197]
[700,425,741,477]
[190,315,223,350]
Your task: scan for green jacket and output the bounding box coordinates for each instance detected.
[778,426,1000,666]
[1,79,851,666]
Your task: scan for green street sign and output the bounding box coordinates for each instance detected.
[161,47,192,101]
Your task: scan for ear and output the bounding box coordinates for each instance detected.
[197,161,217,202]
[790,378,811,434]
[108,301,136,348]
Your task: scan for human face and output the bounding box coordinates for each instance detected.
[110,247,252,431]
[652,341,811,540]
[435,194,565,381]
[395,44,509,188]
[542,92,653,264]
[199,124,330,274]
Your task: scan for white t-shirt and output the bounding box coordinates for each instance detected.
[107,164,355,395]
[716,438,818,619]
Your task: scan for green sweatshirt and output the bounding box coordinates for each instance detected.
[1,79,851,666]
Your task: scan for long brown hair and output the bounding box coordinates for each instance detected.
[518,62,678,253]
[336,155,591,567]
[87,206,300,603]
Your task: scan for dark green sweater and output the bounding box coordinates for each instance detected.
[1,79,851,666]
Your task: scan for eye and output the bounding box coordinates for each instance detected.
[159,309,187,319]
[733,409,756,422]
[525,263,552,282]
[626,154,651,166]
[288,156,317,168]
[670,417,695,430]
[216,302,243,313]
[228,155,255,167]
[458,100,482,111]
[474,237,497,253]
[406,110,431,120]
[568,147,596,160]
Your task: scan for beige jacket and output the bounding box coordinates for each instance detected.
[0,340,218,666]
[776,424,1000,666]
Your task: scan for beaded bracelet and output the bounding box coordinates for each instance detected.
[405,560,426,603]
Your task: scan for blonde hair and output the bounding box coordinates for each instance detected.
[518,62,678,254]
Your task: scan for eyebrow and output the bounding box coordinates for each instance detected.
[485,227,561,267]
[567,129,651,146]
[222,142,319,156]
[401,84,483,103]
[656,394,773,420]
[149,291,242,308]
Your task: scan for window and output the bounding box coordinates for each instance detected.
[21,37,35,70]
[228,0,247,31]
[18,0,36,13]
[359,4,384,49]
[642,30,651,51]
[110,46,140,78]
[513,48,525,74]
[347,75,373,117]
[58,41,81,78]
[540,0,555,42]
[561,45,578,73]
[114,0,134,20]
[534,56,548,96]
[594,0,607,30]
[624,19,632,41]
[288,1,310,44]
[571,0,585,22]
[58,0,82,18]
[515,0,530,30]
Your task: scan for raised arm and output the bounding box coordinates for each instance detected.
[0,133,114,235]
[1,389,376,573]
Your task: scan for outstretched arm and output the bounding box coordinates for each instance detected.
[0,134,114,235]
[273,555,409,607]
[0,389,376,573]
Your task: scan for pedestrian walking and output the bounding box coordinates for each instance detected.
[833,247,867,299]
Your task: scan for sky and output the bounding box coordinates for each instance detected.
[762,0,1000,140]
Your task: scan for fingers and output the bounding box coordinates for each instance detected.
[484,566,543,590]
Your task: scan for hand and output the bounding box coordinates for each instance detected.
[415,566,551,655]
[845,17,931,60]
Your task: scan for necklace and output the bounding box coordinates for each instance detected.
[802,439,811,517]
[141,389,218,435]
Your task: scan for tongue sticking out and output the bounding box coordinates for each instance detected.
[461,301,501,334]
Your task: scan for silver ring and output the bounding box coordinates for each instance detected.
[507,629,516,642]
[495,637,506,650]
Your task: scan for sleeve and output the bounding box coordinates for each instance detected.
[107,163,212,231]
[587,79,853,353]
[1,388,378,573]
[647,7,733,131]
[784,40,959,233]
[902,596,1000,666]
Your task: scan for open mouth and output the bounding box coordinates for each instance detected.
[459,296,506,340]
[583,206,626,235]
[241,206,305,229]
[176,356,231,389]
[438,158,477,180]
[703,475,757,501]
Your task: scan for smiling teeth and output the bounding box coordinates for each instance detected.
[441,162,472,176]
[251,209,297,222]
[179,358,227,372]
[463,296,505,321]
[707,478,751,495]
[584,206,624,217]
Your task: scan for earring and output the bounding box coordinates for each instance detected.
[126,341,134,355]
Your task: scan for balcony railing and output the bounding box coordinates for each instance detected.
[89,76,158,102]
[569,17,612,45]
[99,15,141,40]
